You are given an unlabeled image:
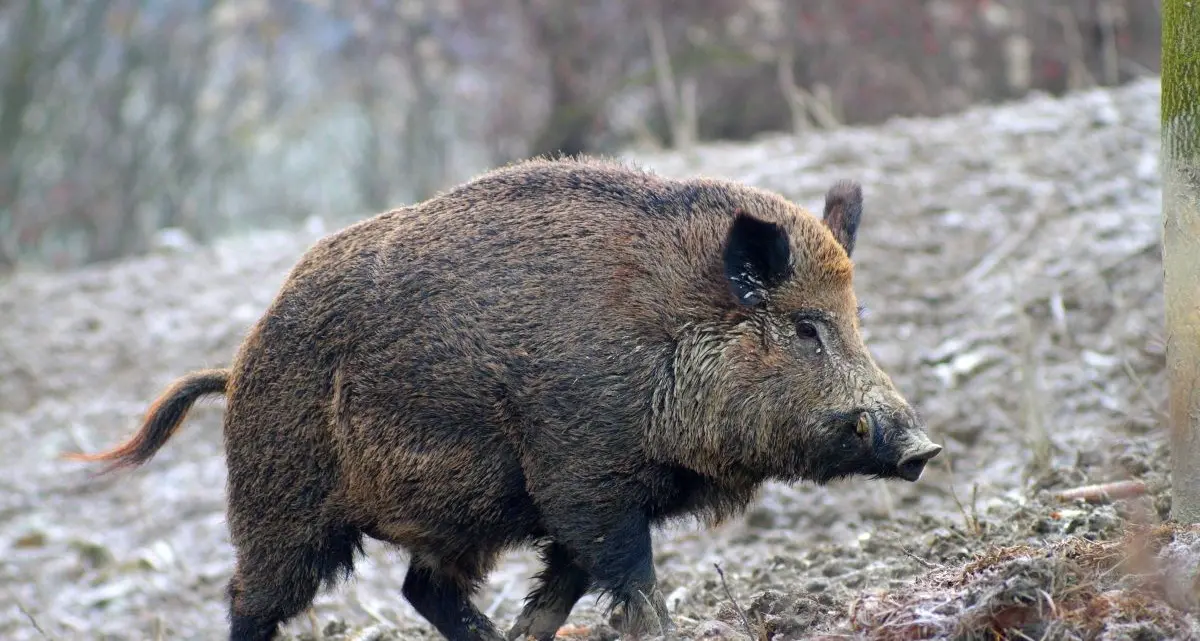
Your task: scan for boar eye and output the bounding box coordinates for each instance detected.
[796,320,820,341]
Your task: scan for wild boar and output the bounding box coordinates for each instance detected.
[69,156,942,641]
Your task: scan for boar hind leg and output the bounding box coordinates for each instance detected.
[227,523,362,641]
[506,542,592,641]
[402,555,505,641]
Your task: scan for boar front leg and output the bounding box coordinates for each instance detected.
[506,542,592,641]
[540,502,675,640]
[402,557,505,641]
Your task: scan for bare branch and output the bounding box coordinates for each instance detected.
[714,563,756,640]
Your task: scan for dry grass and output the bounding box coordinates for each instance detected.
[849,523,1200,640]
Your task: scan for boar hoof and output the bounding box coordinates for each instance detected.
[607,594,677,640]
[506,610,564,641]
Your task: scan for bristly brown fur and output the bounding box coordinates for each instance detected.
[70,155,939,641]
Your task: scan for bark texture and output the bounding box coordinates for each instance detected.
[1163,0,1200,524]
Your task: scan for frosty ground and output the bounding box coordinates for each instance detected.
[1,77,1189,640]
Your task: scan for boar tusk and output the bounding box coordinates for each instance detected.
[856,412,870,437]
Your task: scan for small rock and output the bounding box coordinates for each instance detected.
[345,624,396,641]
[693,620,746,639]
[323,620,350,637]
[666,585,689,612]
[13,530,47,548]
[1030,517,1055,535]
[137,539,177,571]
[745,507,775,529]
[69,539,115,569]
[820,561,847,578]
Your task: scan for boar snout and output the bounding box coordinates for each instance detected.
[895,437,942,482]
[861,407,942,482]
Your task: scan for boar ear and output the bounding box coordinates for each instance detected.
[723,210,792,307]
[822,179,863,257]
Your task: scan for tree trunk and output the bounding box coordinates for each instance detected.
[520,0,600,158]
[0,0,46,269]
[1162,0,1200,524]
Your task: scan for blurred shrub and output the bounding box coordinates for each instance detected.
[0,0,1158,270]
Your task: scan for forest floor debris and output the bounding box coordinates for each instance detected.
[0,77,1179,640]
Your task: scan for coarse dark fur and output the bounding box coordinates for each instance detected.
[68,156,942,641]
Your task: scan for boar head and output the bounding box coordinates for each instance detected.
[664,180,942,487]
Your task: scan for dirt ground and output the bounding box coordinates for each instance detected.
[2,76,1189,640]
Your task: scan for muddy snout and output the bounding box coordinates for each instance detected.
[895,437,942,482]
[863,410,942,482]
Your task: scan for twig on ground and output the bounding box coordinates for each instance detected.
[355,595,394,626]
[636,589,668,639]
[949,482,973,535]
[1038,588,1059,618]
[876,479,896,521]
[949,482,984,536]
[307,607,322,639]
[1016,300,1052,481]
[346,625,394,641]
[1049,289,1070,341]
[970,483,981,529]
[901,548,941,570]
[15,599,52,640]
[484,585,510,619]
[962,212,1039,285]
[554,624,593,638]
[1122,357,1169,423]
[1054,480,1147,504]
[714,563,756,640]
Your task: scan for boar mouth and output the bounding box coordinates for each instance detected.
[826,409,943,483]
[892,441,943,482]
[796,411,942,485]
[852,408,942,483]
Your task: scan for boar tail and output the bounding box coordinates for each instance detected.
[64,368,230,474]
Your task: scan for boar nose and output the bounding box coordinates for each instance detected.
[895,441,942,482]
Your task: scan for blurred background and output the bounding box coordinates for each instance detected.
[1,3,1178,640]
[0,0,1158,270]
